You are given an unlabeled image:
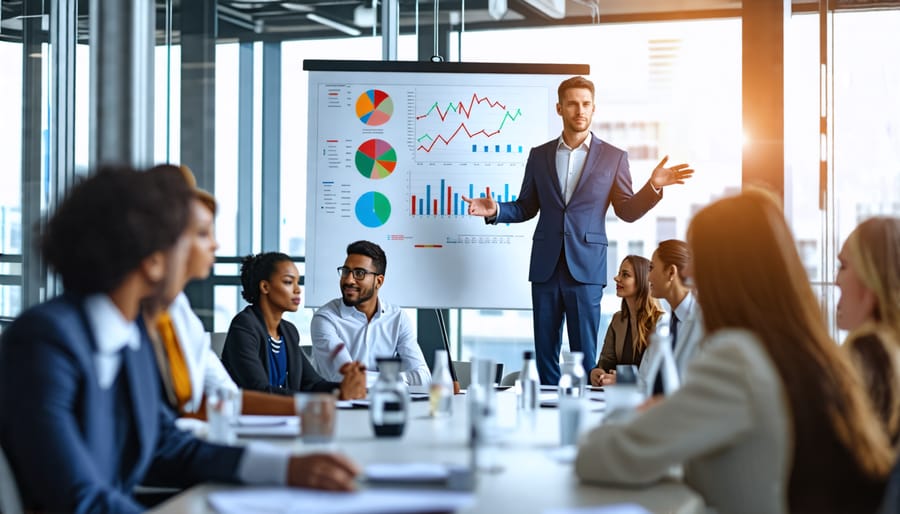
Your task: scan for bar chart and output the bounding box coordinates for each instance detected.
[409,179,517,217]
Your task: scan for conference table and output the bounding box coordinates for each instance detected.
[150,388,704,514]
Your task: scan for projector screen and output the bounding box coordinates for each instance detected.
[303,60,590,309]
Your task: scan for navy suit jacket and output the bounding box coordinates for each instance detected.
[0,294,243,514]
[496,135,661,285]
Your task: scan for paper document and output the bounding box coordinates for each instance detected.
[208,487,474,514]
[233,415,299,438]
[364,463,450,482]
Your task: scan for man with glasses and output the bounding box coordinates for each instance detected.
[310,240,431,386]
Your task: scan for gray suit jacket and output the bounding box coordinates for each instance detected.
[597,310,637,371]
[576,329,791,514]
[638,296,704,392]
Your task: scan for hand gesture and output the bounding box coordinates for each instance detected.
[338,361,367,400]
[649,156,694,190]
[461,195,498,217]
[286,453,360,491]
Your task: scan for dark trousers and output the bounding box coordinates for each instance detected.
[531,256,603,385]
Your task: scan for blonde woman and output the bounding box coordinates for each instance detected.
[837,216,900,445]
[576,190,892,513]
[590,255,664,386]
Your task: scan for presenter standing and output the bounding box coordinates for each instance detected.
[463,76,693,384]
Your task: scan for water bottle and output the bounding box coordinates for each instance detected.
[558,351,586,398]
[429,349,453,418]
[370,357,409,437]
[518,350,539,429]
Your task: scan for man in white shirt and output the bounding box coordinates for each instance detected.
[311,240,432,386]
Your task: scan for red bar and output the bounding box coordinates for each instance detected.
[447,187,452,215]
[486,186,491,199]
[433,199,438,215]
[411,195,416,215]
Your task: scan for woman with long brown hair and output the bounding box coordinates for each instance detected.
[589,255,664,386]
[837,216,900,446]
[576,190,892,513]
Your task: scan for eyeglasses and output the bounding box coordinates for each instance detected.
[337,266,380,280]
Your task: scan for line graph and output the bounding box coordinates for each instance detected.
[414,86,546,164]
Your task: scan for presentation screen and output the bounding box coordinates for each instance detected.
[303,60,590,309]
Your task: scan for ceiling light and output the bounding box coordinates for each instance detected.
[306,12,361,36]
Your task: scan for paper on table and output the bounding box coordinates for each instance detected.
[233,415,300,438]
[364,463,450,482]
[543,504,652,514]
[207,487,474,514]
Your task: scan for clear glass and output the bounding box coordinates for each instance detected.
[370,357,408,437]
[294,392,337,443]
[206,387,242,444]
[429,350,453,418]
[517,351,539,430]
[467,357,501,472]
[558,351,586,398]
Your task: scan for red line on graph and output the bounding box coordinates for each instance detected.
[416,123,501,153]
[416,93,507,121]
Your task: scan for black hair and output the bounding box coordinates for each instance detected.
[239,252,293,304]
[346,240,386,275]
[40,164,192,295]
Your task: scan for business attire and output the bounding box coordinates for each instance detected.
[595,310,645,372]
[638,292,704,394]
[846,328,900,446]
[158,292,239,413]
[310,298,431,386]
[0,294,286,514]
[222,305,340,395]
[577,328,888,514]
[493,134,661,384]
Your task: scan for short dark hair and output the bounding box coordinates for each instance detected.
[557,76,595,103]
[40,164,192,295]
[239,252,293,304]
[346,240,386,275]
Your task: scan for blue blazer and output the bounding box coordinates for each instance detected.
[0,294,243,514]
[496,135,661,285]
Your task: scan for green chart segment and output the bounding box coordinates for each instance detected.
[355,89,393,126]
[355,191,391,228]
[355,139,397,179]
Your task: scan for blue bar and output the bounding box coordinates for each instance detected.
[512,195,517,201]
[469,184,474,199]
[479,193,485,198]
[495,145,500,152]
[472,144,477,152]
[507,144,511,153]
[440,179,445,215]
[505,184,509,202]
[518,146,523,153]
[454,193,459,215]
[483,146,488,152]
[426,185,431,215]
[419,198,424,216]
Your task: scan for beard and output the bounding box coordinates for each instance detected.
[342,283,375,307]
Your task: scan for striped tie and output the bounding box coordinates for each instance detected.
[156,312,192,411]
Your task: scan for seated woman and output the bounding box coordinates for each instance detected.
[146,168,303,416]
[638,239,704,393]
[836,216,900,445]
[575,190,892,513]
[590,255,663,386]
[222,252,366,400]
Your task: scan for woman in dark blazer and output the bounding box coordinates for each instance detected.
[590,255,663,386]
[222,252,366,400]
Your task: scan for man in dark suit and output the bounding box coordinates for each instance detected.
[0,166,357,513]
[464,76,693,384]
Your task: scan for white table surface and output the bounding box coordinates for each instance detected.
[150,389,704,514]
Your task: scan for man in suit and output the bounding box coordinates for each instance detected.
[463,76,693,384]
[0,166,358,514]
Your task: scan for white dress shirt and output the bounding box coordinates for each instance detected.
[555,134,591,204]
[168,292,239,413]
[310,298,432,386]
[83,294,289,486]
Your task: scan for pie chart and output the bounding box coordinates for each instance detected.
[355,89,393,126]
[355,192,391,228]
[355,139,397,179]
